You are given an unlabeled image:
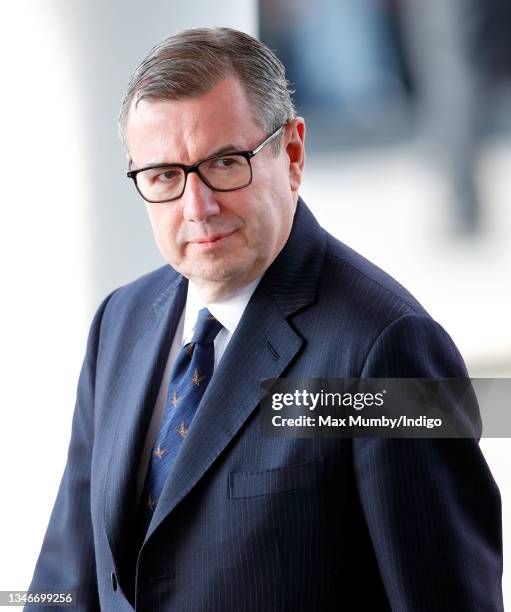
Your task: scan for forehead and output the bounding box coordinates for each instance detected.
[126,77,261,166]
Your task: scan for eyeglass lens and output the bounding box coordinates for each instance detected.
[135,154,252,202]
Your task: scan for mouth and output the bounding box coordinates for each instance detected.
[188,230,236,250]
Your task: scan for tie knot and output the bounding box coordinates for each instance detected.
[191,308,223,344]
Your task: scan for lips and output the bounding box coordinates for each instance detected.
[190,230,235,245]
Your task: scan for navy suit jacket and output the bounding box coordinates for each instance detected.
[28,198,503,611]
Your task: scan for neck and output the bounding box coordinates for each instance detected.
[190,277,250,304]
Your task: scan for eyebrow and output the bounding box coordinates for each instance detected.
[208,143,242,156]
[129,143,244,171]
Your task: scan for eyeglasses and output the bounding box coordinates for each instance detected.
[127,123,286,204]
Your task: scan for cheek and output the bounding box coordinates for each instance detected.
[147,206,182,256]
[240,211,276,257]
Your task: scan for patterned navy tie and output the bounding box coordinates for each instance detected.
[139,307,223,536]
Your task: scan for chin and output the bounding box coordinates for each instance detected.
[188,258,252,285]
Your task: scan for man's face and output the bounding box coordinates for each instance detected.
[125,77,305,301]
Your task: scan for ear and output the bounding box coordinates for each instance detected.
[285,118,306,192]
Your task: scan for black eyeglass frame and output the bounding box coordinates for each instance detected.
[126,122,287,203]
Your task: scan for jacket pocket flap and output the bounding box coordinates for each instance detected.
[229,457,324,498]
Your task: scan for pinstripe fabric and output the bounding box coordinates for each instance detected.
[27,198,503,611]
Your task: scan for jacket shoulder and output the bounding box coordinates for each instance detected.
[106,264,179,309]
[323,232,429,320]
[92,264,183,341]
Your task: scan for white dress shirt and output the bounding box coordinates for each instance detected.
[136,276,261,505]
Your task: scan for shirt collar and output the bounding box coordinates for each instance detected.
[182,276,262,345]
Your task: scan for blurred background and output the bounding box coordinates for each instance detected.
[0,0,509,607]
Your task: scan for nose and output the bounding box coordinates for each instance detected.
[182,171,220,222]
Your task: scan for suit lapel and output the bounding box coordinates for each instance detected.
[103,271,188,575]
[144,198,327,542]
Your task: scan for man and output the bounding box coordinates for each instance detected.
[28,28,503,611]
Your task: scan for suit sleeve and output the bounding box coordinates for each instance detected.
[354,313,504,611]
[26,292,114,612]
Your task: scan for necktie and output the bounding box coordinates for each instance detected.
[138,307,223,536]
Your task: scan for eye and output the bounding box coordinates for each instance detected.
[208,156,240,169]
[154,169,181,182]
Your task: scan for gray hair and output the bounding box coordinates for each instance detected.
[118,27,295,155]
